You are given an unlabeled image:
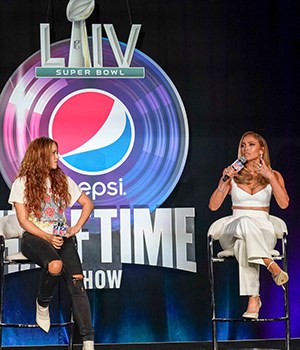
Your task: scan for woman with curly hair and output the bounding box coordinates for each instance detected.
[9,137,95,350]
[209,131,289,319]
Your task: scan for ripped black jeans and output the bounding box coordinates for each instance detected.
[21,231,94,341]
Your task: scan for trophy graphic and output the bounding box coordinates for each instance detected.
[66,0,95,67]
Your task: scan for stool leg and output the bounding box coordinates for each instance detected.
[0,236,5,348]
[208,236,218,350]
[284,285,290,350]
[283,233,290,350]
[68,314,74,350]
[212,320,218,350]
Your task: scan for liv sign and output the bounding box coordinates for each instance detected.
[36,24,144,78]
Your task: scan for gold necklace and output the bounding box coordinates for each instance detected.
[249,181,260,194]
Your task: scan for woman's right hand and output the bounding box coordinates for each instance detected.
[45,234,64,249]
[222,166,235,181]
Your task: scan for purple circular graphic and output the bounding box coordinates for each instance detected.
[0,39,188,217]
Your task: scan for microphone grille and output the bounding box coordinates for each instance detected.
[240,156,247,164]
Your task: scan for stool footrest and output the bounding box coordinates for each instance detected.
[213,316,288,322]
[0,321,74,328]
[211,256,285,263]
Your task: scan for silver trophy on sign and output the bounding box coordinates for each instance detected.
[66,0,95,67]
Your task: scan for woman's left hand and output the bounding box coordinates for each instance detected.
[66,224,82,237]
[254,158,274,179]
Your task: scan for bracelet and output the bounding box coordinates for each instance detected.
[217,186,226,193]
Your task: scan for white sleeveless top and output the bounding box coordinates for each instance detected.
[231,180,272,207]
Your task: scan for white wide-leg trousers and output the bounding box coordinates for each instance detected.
[219,210,277,296]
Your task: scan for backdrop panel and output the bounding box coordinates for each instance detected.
[0,0,299,345]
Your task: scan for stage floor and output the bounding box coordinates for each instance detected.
[2,339,299,350]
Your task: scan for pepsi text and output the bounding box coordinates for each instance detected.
[79,178,125,199]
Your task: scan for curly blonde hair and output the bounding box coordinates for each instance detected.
[235,131,271,186]
[16,137,71,218]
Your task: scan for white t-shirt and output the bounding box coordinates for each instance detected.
[8,176,82,234]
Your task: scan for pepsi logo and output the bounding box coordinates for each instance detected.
[49,89,135,175]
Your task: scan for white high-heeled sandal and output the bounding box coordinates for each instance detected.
[242,298,262,319]
[267,261,289,286]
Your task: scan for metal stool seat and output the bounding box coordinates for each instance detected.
[0,214,74,349]
[207,215,290,350]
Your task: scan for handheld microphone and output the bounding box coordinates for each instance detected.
[222,156,247,182]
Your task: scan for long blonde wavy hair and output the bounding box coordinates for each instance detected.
[234,131,271,186]
[16,137,71,218]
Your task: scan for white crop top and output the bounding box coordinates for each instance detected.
[231,180,272,207]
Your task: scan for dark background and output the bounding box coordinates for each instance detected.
[0,0,299,345]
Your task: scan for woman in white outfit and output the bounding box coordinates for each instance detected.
[209,131,289,319]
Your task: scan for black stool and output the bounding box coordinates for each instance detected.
[207,215,290,350]
[0,214,74,349]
